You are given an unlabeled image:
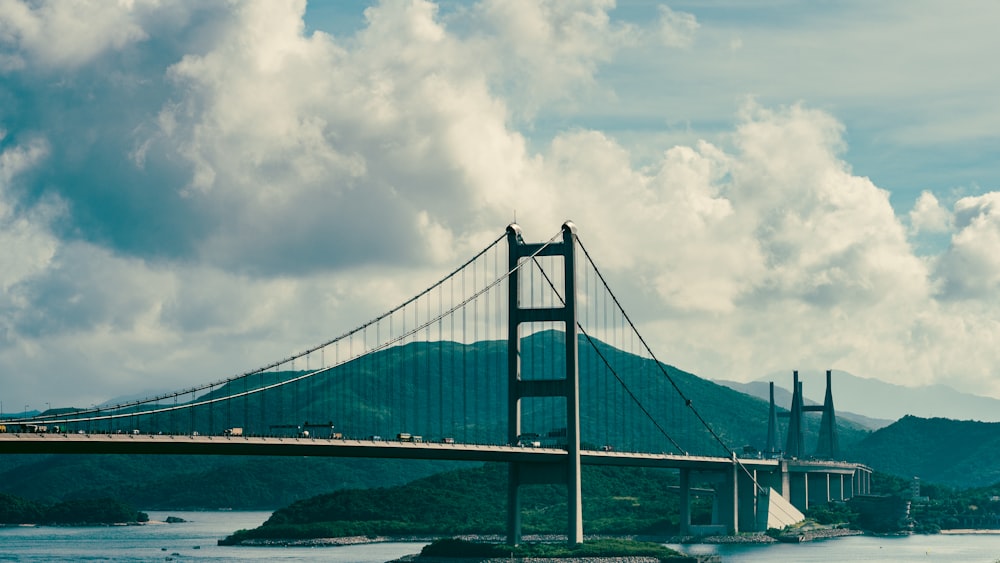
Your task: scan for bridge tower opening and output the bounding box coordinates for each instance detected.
[506,222,583,546]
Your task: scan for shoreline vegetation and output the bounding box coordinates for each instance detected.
[216,463,884,549]
[0,493,149,527]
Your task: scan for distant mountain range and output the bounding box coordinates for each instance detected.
[715,369,1000,429]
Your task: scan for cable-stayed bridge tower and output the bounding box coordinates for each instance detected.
[775,370,840,460]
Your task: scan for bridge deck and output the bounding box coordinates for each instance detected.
[0,433,862,474]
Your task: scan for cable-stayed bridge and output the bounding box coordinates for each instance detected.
[0,222,870,543]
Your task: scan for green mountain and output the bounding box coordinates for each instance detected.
[3,333,871,508]
[847,415,1000,488]
[120,332,870,456]
[0,454,462,509]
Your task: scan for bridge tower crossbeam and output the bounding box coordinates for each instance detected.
[506,222,583,546]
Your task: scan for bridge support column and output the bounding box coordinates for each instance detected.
[715,458,762,534]
[737,467,759,532]
[789,472,808,512]
[679,468,691,535]
[506,223,583,546]
[714,459,740,534]
[507,465,522,543]
[807,473,831,506]
[757,460,789,502]
[781,462,791,502]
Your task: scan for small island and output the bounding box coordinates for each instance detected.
[0,493,148,526]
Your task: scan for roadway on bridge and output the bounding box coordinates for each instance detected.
[0,432,859,475]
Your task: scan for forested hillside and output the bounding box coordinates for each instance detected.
[0,493,147,525]
[0,455,461,509]
[847,415,1000,488]
[220,463,706,543]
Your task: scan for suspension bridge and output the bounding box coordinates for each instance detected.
[0,222,870,543]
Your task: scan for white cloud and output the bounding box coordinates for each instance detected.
[155,0,625,273]
[0,135,59,293]
[522,101,939,394]
[657,5,698,49]
[935,192,1000,300]
[909,190,952,234]
[0,0,151,69]
[2,0,1000,408]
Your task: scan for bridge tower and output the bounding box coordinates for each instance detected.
[506,222,583,546]
[813,370,840,459]
[778,370,840,460]
[784,371,805,458]
[766,382,780,455]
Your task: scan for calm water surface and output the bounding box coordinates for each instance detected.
[671,533,1000,562]
[3,511,1000,562]
[0,511,419,562]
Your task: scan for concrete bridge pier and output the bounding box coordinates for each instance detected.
[807,472,830,508]
[703,459,766,535]
[737,466,760,533]
[755,460,789,501]
[679,468,691,535]
[832,473,845,501]
[789,471,808,511]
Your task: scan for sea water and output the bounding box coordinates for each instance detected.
[3,511,1000,562]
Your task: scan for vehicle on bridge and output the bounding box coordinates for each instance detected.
[11,423,48,433]
[514,432,541,447]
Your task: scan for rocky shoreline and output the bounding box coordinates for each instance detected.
[669,527,862,545]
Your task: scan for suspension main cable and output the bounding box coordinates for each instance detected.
[575,237,767,491]
[527,253,686,454]
[27,231,512,425]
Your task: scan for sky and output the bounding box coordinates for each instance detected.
[1,0,999,411]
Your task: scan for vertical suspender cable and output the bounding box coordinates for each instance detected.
[450,275,455,439]
[402,306,407,434]
[473,258,479,441]
[242,375,247,433]
[425,286,430,440]
[461,267,467,443]
[496,246,502,437]
[438,283,444,440]
[602,273,609,448]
